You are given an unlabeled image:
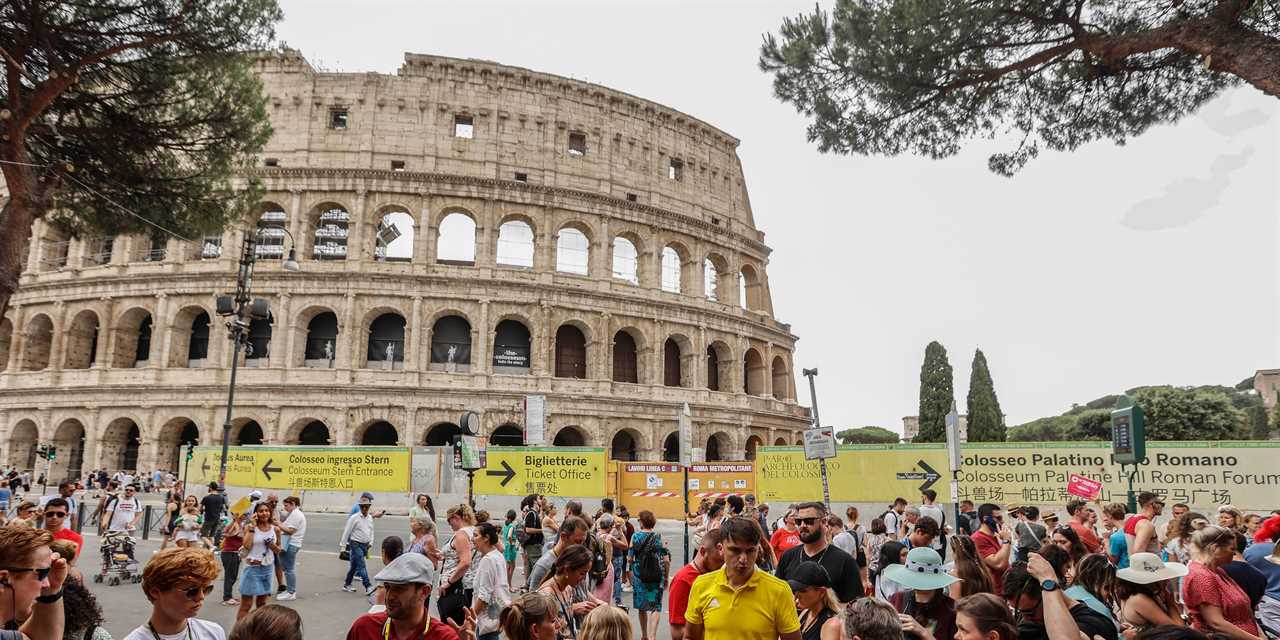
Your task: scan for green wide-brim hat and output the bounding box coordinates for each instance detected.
[883,547,961,591]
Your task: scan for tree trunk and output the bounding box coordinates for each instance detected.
[1174,19,1280,98]
[0,156,43,322]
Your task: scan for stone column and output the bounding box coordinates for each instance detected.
[271,293,292,369]
[343,293,359,369]
[93,298,115,369]
[26,219,44,274]
[8,306,26,371]
[407,296,423,372]
[422,196,439,264]
[152,293,171,368]
[347,190,368,270]
[288,189,304,260]
[48,301,68,370]
[475,300,491,374]
[415,201,431,263]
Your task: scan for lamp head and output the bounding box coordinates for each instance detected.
[282,248,301,272]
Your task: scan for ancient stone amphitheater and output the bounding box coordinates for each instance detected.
[0,51,809,481]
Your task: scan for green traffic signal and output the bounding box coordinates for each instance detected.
[47,446,55,460]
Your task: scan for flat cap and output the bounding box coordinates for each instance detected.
[374,552,438,586]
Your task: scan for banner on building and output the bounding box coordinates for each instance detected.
[188,446,411,493]
[473,446,606,497]
[756,442,1280,509]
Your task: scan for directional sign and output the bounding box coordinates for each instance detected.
[895,459,941,492]
[802,427,837,460]
[473,447,606,497]
[188,446,410,492]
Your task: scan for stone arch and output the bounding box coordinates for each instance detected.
[424,422,461,446]
[774,436,787,446]
[436,209,477,266]
[611,329,640,384]
[364,309,407,369]
[298,305,340,368]
[663,333,695,388]
[357,420,399,446]
[299,421,331,446]
[740,263,763,310]
[489,423,524,446]
[496,216,535,268]
[229,417,265,446]
[169,304,213,368]
[609,427,645,461]
[552,425,586,447]
[0,317,12,372]
[662,432,679,462]
[611,234,641,285]
[20,313,53,371]
[429,313,472,372]
[771,354,791,401]
[110,307,153,368]
[156,417,200,472]
[252,202,290,261]
[63,309,100,369]
[373,204,415,263]
[745,435,763,461]
[554,323,588,379]
[7,419,39,469]
[50,418,87,482]
[706,340,732,391]
[244,312,273,365]
[101,417,143,471]
[307,201,352,261]
[554,223,591,276]
[795,436,804,445]
[660,245,685,293]
[743,348,766,396]
[706,431,733,462]
[492,317,532,374]
[704,253,729,302]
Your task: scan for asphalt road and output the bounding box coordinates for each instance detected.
[79,512,693,640]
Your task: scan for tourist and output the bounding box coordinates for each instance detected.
[158,493,183,550]
[498,592,561,640]
[884,547,958,640]
[1218,506,1244,534]
[972,503,1013,592]
[172,498,203,549]
[949,534,994,599]
[1063,554,1118,624]
[1243,515,1280,632]
[838,598,902,640]
[472,522,512,640]
[349,492,387,519]
[1222,532,1266,609]
[538,545,600,640]
[345,553,457,640]
[577,605,629,640]
[1050,525,1089,575]
[1166,512,1210,566]
[597,500,628,606]
[628,510,669,640]
[692,503,726,548]
[91,481,118,535]
[100,484,141,534]
[1101,503,1129,569]
[410,494,436,522]
[527,517,590,591]
[954,593,1017,640]
[669,527,725,640]
[199,483,225,542]
[882,498,908,538]
[0,525,69,640]
[1114,552,1188,632]
[339,496,377,596]
[834,506,863,556]
[220,512,247,606]
[12,501,38,526]
[61,578,110,640]
[1012,506,1047,564]
[125,547,223,640]
[409,516,442,568]
[788,562,840,640]
[520,494,545,590]
[589,515,622,602]
[228,604,302,640]
[770,509,801,559]
[1001,554,1117,640]
[775,501,862,602]
[905,516,940,551]
[1065,500,1103,554]
[683,516,801,640]
[957,501,979,537]
[919,490,947,558]
[39,498,81,560]
[1182,525,1262,639]
[502,510,521,585]
[1127,492,1165,557]
[236,501,280,621]
[865,517,890,587]
[37,483,78,531]
[368,536,406,613]
[0,480,11,517]
[875,541,909,601]
[439,504,479,626]
[541,503,561,553]
[273,496,305,601]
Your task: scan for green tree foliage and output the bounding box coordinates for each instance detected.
[1069,409,1112,440]
[836,426,900,444]
[1248,404,1270,439]
[1011,386,1251,441]
[966,349,1005,441]
[0,1,282,318]
[759,1,1279,175]
[916,341,954,442]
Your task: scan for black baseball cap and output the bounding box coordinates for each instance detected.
[786,562,831,592]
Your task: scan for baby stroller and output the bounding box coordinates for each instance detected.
[93,530,141,586]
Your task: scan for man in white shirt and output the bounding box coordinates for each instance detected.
[101,484,142,534]
[276,496,306,601]
[339,498,376,595]
[918,489,948,560]
[883,497,907,537]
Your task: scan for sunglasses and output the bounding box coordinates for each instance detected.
[44,511,67,518]
[3,566,51,581]
[794,517,820,526]
[180,584,215,599]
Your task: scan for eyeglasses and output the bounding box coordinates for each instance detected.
[181,584,215,599]
[44,511,67,518]
[3,566,51,581]
[794,517,820,526]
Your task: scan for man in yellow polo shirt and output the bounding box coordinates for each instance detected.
[685,517,802,640]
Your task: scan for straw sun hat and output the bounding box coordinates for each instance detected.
[1116,552,1189,584]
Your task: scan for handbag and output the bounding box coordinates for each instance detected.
[339,549,350,561]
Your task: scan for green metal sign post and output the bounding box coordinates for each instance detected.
[1111,396,1146,511]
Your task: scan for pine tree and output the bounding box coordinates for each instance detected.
[1250,405,1271,440]
[916,341,953,442]
[966,349,1006,442]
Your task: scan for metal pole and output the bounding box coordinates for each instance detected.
[181,444,192,496]
[219,231,257,486]
[802,369,831,509]
[1126,465,1137,513]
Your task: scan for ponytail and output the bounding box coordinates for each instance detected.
[500,592,557,640]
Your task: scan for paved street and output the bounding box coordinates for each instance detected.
[81,512,692,639]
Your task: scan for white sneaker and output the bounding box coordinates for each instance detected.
[276,592,296,601]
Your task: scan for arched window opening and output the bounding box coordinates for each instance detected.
[663,338,682,387]
[236,421,263,446]
[244,314,272,367]
[611,237,639,285]
[489,424,524,446]
[662,432,679,463]
[374,210,414,262]
[661,247,682,293]
[745,435,762,461]
[110,309,151,368]
[122,423,142,470]
[430,315,472,372]
[611,331,638,383]
[610,430,637,461]
[299,421,330,446]
[361,421,398,446]
[21,314,53,371]
[553,427,585,447]
[136,316,153,366]
[8,421,39,470]
[304,312,339,368]
[771,356,790,400]
[256,207,288,260]
[704,259,719,301]
[51,420,87,482]
[774,437,787,446]
[554,325,587,379]
[555,227,589,275]
[738,273,748,309]
[187,311,211,366]
[743,348,765,396]
[706,433,729,462]
[706,345,720,391]
[425,423,461,447]
[740,265,760,311]
[367,313,406,370]
[493,320,531,374]
[436,212,476,266]
[312,205,350,261]
[0,318,13,372]
[64,311,99,370]
[496,221,534,268]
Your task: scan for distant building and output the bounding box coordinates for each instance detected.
[1256,369,1280,410]
[902,415,968,443]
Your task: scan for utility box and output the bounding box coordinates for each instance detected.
[1111,403,1146,465]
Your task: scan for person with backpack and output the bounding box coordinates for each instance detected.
[100,484,142,534]
[519,494,545,590]
[589,515,621,602]
[627,510,670,640]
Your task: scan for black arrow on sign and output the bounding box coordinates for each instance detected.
[261,458,282,481]
[486,460,516,487]
[201,457,211,475]
[917,460,941,492]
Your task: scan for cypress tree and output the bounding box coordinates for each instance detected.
[916,341,953,442]
[967,349,1006,442]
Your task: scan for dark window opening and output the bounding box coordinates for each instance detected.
[612,331,638,383]
[454,115,474,139]
[361,421,398,446]
[626,193,637,202]
[514,172,528,182]
[236,421,263,446]
[264,158,279,167]
[568,132,587,156]
[554,325,587,379]
[668,158,684,181]
[367,314,406,366]
[493,320,531,371]
[299,421,330,446]
[706,346,720,391]
[329,108,349,130]
[430,316,472,368]
[391,160,406,172]
[245,314,273,361]
[136,316,153,364]
[663,338,682,387]
[304,312,339,366]
[187,312,211,363]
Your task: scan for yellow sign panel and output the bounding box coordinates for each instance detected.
[186,446,410,493]
[474,447,606,497]
[757,442,1280,510]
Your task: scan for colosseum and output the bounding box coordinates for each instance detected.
[0,50,810,481]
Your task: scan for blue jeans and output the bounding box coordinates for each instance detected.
[611,555,626,604]
[280,545,300,593]
[345,541,370,588]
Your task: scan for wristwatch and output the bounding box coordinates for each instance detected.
[36,590,63,603]
[1040,579,1060,592]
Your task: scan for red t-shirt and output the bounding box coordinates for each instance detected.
[669,562,702,625]
[1068,521,1103,554]
[971,530,1005,594]
[1182,561,1260,636]
[346,612,459,640]
[770,527,801,559]
[52,527,84,559]
[1123,515,1148,536]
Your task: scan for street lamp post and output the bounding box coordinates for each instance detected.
[215,226,299,486]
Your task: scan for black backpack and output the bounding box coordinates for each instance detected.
[588,534,609,582]
[633,533,663,583]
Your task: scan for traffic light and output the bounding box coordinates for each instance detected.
[35,444,46,459]
[186,444,195,461]
[47,446,55,460]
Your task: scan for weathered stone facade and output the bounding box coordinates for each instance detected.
[0,51,809,481]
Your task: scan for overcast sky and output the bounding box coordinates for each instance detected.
[276,0,1279,434]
